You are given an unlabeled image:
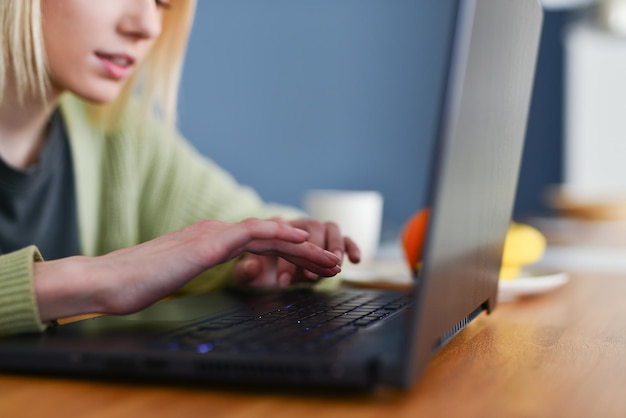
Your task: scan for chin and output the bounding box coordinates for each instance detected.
[50,73,125,105]
[78,90,123,105]
[68,79,127,105]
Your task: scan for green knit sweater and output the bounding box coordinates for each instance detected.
[0,93,302,336]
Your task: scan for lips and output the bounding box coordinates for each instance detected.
[95,51,136,80]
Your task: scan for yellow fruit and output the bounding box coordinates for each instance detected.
[499,223,546,280]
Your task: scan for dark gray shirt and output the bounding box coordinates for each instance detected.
[0,110,80,260]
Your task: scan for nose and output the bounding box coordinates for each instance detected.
[117,0,162,41]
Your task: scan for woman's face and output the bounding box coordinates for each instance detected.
[42,0,170,103]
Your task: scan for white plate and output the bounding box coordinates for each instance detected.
[341,260,569,302]
[497,270,569,302]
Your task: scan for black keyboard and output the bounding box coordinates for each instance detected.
[156,290,412,355]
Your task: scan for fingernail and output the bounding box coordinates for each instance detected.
[325,250,340,262]
[294,228,309,238]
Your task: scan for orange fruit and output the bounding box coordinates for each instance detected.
[401,208,430,271]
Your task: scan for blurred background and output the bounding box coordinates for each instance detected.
[178,0,626,239]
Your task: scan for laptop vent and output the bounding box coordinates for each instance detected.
[433,305,484,352]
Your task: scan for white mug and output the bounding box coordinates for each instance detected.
[303,189,384,265]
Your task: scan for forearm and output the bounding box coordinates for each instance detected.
[33,256,105,323]
[31,218,342,325]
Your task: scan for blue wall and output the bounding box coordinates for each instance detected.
[515,10,566,217]
[179,2,564,233]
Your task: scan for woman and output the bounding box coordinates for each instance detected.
[0,0,359,336]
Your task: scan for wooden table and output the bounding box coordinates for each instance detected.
[1,272,626,418]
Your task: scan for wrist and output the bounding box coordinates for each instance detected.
[33,256,104,322]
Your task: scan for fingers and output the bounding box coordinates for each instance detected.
[233,254,333,290]
[321,221,344,260]
[287,219,336,280]
[318,222,362,265]
[270,218,314,285]
[267,218,363,287]
[243,239,341,276]
[206,218,310,262]
[232,256,263,284]
[232,255,281,288]
[275,257,298,288]
[236,218,310,244]
[188,218,340,285]
[344,236,361,264]
[224,217,361,289]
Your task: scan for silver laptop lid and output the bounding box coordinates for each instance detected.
[396,0,543,387]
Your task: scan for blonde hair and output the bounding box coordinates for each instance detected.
[0,0,197,130]
[0,0,47,104]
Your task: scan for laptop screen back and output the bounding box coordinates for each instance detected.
[398,0,543,387]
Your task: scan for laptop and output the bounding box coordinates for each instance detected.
[0,0,543,390]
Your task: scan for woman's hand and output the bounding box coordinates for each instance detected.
[33,218,342,322]
[232,217,361,288]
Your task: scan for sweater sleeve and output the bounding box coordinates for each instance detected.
[0,246,47,336]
